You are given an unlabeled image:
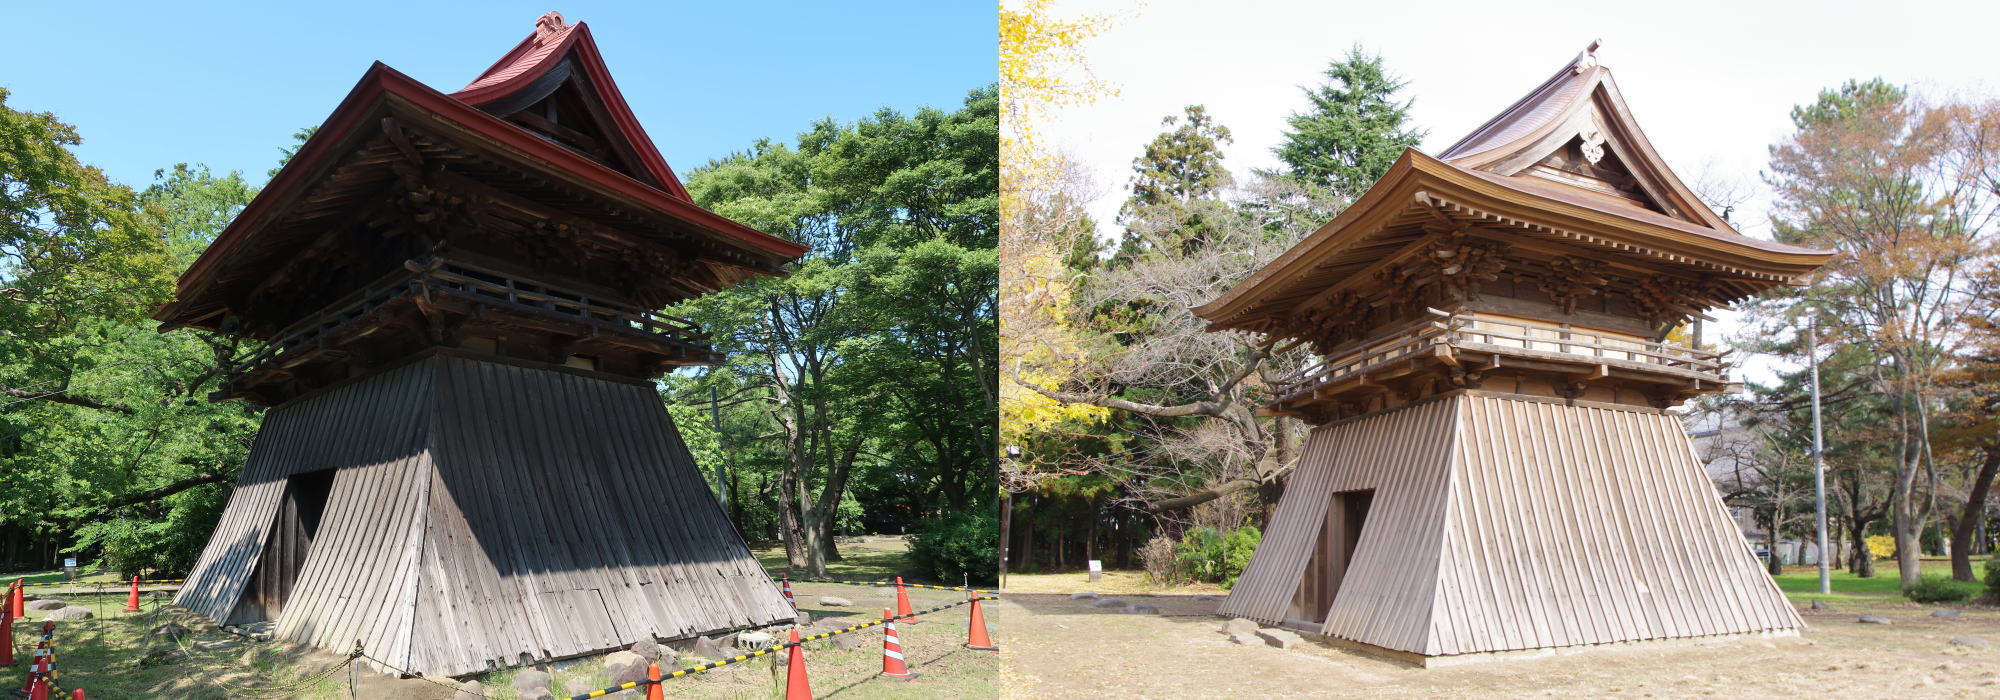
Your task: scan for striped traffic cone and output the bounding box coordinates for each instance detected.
[19,622,49,694]
[879,609,914,679]
[893,577,917,623]
[123,577,139,613]
[10,581,21,620]
[963,592,998,652]
[643,662,662,700]
[780,574,796,611]
[21,622,52,699]
[783,629,810,700]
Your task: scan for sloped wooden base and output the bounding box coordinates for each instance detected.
[175,352,792,676]
[1224,392,1801,657]
[1287,622,1798,668]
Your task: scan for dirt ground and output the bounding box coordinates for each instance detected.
[996,592,2000,698]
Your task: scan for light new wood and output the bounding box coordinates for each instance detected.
[1222,394,1801,657]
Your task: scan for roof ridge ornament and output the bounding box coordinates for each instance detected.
[1572,39,1602,74]
[1579,122,1607,164]
[534,11,568,44]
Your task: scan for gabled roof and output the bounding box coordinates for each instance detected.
[1192,43,1834,333]
[1437,41,1729,232]
[155,14,807,328]
[449,12,692,199]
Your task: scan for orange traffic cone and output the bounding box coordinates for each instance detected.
[644,661,662,700]
[879,609,914,679]
[893,577,917,623]
[1,587,13,667]
[10,580,22,619]
[783,629,810,700]
[69,689,82,700]
[19,622,50,694]
[26,674,45,700]
[124,577,139,613]
[963,593,998,652]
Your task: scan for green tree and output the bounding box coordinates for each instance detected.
[1116,105,1232,260]
[1761,78,2000,587]
[672,87,998,579]
[1271,46,1426,200]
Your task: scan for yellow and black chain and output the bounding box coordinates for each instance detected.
[559,597,975,700]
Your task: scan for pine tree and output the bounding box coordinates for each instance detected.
[1272,46,1426,199]
[1121,104,1233,219]
[1117,105,1233,260]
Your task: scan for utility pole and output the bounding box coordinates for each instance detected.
[1001,445,1019,589]
[1808,317,1830,595]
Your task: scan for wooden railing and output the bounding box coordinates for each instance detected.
[225,258,710,384]
[1270,309,1725,403]
[423,260,709,345]
[1269,320,1454,403]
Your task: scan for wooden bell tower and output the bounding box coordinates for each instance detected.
[158,13,806,676]
[1195,43,1833,662]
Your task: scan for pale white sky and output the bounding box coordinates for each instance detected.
[1034,0,1998,387]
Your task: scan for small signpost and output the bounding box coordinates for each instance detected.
[1088,559,1102,583]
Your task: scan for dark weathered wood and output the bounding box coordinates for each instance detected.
[178,355,791,676]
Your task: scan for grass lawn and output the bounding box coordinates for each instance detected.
[1760,557,1990,603]
[1000,568,1227,596]
[2,569,133,588]
[754,536,925,582]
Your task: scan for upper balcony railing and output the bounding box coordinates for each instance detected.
[224,258,711,385]
[1268,309,1726,405]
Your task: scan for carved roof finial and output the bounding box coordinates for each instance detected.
[534,12,568,43]
[1573,39,1602,74]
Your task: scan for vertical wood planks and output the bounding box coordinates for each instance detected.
[177,355,795,677]
[1227,393,1803,658]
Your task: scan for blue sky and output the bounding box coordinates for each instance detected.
[3,1,996,190]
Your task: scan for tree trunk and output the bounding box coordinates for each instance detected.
[1850,522,1876,578]
[1950,446,2000,581]
[1017,510,1036,573]
[1767,505,1785,576]
[1055,527,1066,570]
[820,515,841,563]
[1085,516,1097,565]
[1892,497,1922,588]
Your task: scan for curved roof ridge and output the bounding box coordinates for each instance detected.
[457,12,580,94]
[1437,40,1601,163]
[447,12,692,200]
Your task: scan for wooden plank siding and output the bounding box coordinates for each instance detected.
[1219,393,1801,659]
[1423,395,1801,655]
[177,354,792,677]
[1219,398,1459,629]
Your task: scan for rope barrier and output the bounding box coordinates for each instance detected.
[558,598,975,700]
[0,572,988,698]
[15,578,184,588]
[774,574,1000,597]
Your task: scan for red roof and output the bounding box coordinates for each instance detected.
[160,13,806,314]
[449,13,691,200]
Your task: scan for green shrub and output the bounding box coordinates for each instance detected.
[907,510,997,585]
[1983,559,2000,601]
[1903,574,1980,604]
[1170,525,1262,589]
[1221,526,1261,588]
